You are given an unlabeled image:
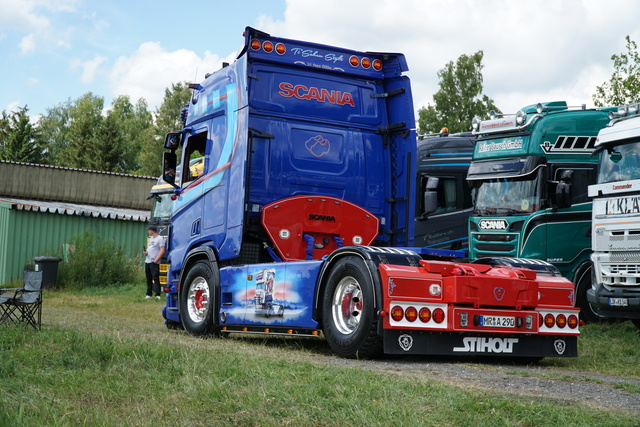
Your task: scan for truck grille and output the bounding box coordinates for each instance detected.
[610,252,640,262]
[601,263,640,286]
[609,264,640,275]
[475,243,515,252]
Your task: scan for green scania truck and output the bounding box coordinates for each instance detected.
[467,101,613,321]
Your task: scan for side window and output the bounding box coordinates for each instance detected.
[555,167,596,204]
[420,176,458,214]
[182,132,208,186]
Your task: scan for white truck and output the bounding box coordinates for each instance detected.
[587,104,640,329]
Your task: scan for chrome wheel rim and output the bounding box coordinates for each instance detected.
[331,276,363,335]
[187,276,210,323]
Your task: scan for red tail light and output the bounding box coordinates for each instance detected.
[263,41,274,53]
[556,314,567,328]
[539,313,543,328]
[372,59,383,70]
[568,314,579,329]
[390,305,404,321]
[405,306,418,322]
[275,43,286,54]
[361,57,371,69]
[250,39,261,50]
[433,308,445,324]
[419,307,431,323]
[349,55,359,67]
[544,313,555,328]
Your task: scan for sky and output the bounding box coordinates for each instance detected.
[2,0,640,123]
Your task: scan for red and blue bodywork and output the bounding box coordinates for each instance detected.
[161,28,579,359]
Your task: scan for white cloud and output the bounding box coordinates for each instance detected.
[109,42,234,110]
[259,0,640,113]
[19,33,36,53]
[0,0,80,53]
[70,55,107,84]
[0,0,50,31]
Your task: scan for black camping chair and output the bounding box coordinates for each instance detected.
[0,272,43,330]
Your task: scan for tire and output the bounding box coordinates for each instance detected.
[321,256,382,359]
[632,319,640,330]
[574,263,601,323]
[179,260,219,336]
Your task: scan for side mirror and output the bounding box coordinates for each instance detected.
[162,152,177,185]
[555,170,573,209]
[164,133,183,151]
[422,177,439,216]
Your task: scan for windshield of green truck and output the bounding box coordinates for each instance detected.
[597,141,640,184]
[151,193,173,219]
[474,170,543,215]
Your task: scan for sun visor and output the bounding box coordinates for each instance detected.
[467,156,546,180]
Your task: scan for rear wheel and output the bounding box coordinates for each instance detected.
[180,260,219,336]
[322,257,382,359]
[574,264,601,323]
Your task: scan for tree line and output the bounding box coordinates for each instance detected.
[1,36,637,176]
[0,83,191,177]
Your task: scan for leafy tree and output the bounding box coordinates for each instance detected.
[418,51,500,135]
[108,96,153,172]
[38,100,73,165]
[39,93,137,173]
[0,106,44,163]
[66,92,105,169]
[136,82,191,177]
[593,35,640,107]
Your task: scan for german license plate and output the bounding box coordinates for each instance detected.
[479,315,515,328]
[608,298,629,307]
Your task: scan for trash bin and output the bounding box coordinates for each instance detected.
[33,256,62,289]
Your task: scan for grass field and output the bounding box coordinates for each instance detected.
[1,284,638,426]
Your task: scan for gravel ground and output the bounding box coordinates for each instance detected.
[319,355,640,414]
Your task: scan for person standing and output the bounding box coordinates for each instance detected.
[144,225,166,300]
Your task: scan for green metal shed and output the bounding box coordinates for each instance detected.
[0,198,149,284]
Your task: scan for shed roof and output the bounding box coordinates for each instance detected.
[0,197,150,222]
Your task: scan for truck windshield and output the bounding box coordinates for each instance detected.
[151,193,173,220]
[474,170,542,215]
[597,142,640,184]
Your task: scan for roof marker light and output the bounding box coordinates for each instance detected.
[263,41,274,53]
[250,39,261,50]
[372,59,383,71]
[361,57,371,69]
[275,43,286,55]
[349,55,360,67]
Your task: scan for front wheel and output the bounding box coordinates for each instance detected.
[574,264,601,323]
[179,260,219,336]
[322,257,382,359]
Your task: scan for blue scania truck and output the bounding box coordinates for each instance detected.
[159,28,579,360]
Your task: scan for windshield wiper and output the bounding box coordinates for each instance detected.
[495,207,520,215]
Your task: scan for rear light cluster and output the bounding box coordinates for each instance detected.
[250,39,286,55]
[539,312,579,329]
[390,305,445,324]
[249,38,383,71]
[349,55,383,71]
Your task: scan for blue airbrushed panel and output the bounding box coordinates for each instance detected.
[219,260,322,329]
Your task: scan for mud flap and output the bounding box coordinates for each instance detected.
[384,330,578,358]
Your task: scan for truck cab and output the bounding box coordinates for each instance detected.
[587,104,640,329]
[467,102,613,321]
[415,130,474,251]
